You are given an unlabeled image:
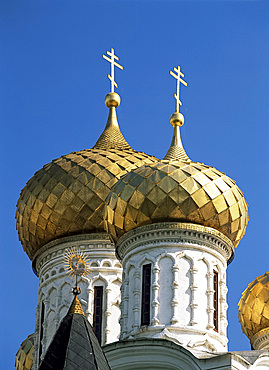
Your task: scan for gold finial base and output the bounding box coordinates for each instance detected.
[68,295,85,316]
[170,112,184,127]
[105,92,121,108]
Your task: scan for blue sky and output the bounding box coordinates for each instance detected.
[1,0,269,368]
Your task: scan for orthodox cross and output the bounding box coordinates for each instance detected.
[102,48,123,93]
[170,66,187,113]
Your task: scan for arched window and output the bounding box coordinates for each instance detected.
[213,270,219,332]
[141,264,151,326]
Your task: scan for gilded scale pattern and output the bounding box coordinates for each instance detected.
[106,159,248,246]
[238,272,269,339]
[93,103,132,151]
[16,147,157,260]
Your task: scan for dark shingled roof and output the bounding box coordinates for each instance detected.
[38,298,111,370]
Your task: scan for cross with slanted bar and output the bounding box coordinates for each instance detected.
[102,48,123,93]
[170,66,187,113]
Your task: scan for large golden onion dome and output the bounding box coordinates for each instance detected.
[238,272,269,347]
[105,110,249,247]
[16,92,158,260]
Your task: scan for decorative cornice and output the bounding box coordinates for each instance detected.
[116,222,234,263]
[252,328,269,350]
[121,324,228,346]
[33,233,115,276]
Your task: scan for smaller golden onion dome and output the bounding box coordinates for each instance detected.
[16,93,158,260]
[15,334,34,370]
[238,272,269,348]
[105,109,248,247]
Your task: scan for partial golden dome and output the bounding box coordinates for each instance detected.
[16,99,158,260]
[238,272,269,344]
[15,334,34,370]
[106,159,248,246]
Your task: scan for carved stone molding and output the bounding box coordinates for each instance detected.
[116,222,234,263]
[34,234,116,276]
[252,328,269,350]
[33,233,114,273]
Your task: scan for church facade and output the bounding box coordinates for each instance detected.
[15,49,269,369]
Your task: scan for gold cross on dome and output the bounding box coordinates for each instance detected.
[102,48,123,93]
[170,65,187,113]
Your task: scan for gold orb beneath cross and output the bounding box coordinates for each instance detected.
[105,92,121,108]
[170,112,184,127]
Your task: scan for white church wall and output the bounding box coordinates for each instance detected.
[158,256,173,325]
[109,278,121,342]
[177,255,191,327]
[117,222,233,353]
[32,234,122,369]
[195,259,208,329]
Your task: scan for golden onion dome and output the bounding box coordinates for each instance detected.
[106,112,249,247]
[15,333,34,370]
[238,272,269,345]
[16,92,158,260]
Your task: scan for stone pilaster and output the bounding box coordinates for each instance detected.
[151,263,160,326]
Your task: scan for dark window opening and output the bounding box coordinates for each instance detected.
[141,264,151,326]
[93,286,103,343]
[213,270,219,332]
[38,301,45,365]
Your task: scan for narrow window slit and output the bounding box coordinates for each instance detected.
[93,286,103,343]
[141,264,151,326]
[213,270,219,332]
